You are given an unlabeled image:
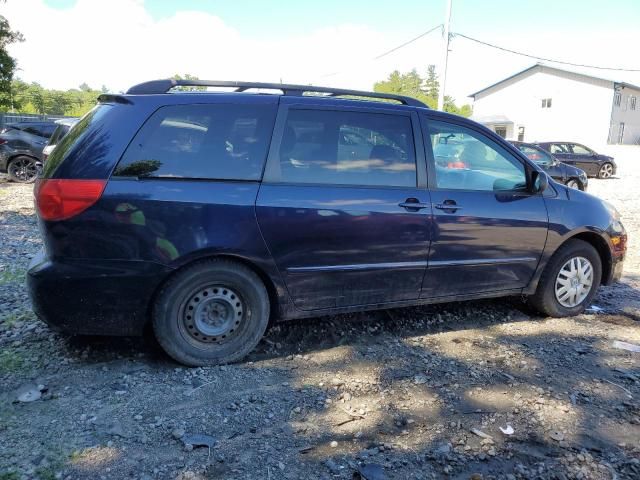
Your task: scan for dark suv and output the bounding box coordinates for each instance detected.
[27,80,627,366]
[0,121,57,182]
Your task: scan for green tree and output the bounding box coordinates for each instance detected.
[171,73,206,91]
[424,64,439,100]
[0,3,25,110]
[373,67,472,116]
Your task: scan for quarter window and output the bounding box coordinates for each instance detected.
[114,104,276,180]
[274,109,417,187]
[429,121,526,192]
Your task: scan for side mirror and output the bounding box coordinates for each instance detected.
[531,170,548,193]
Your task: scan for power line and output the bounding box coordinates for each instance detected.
[320,24,442,79]
[453,32,640,72]
[374,24,443,60]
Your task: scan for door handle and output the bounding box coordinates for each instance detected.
[434,201,463,211]
[399,198,429,211]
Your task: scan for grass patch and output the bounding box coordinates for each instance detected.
[1,311,32,329]
[0,472,20,480]
[0,268,25,285]
[0,349,25,374]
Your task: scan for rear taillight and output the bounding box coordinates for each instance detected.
[35,179,106,221]
[0,138,7,145]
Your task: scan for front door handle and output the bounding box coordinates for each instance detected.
[434,200,463,212]
[399,198,429,211]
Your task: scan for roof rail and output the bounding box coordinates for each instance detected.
[125,79,427,108]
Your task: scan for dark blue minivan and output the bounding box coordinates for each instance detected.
[27,80,627,366]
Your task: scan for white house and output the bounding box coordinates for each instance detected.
[469,64,640,146]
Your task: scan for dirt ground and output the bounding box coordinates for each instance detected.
[1,149,639,480]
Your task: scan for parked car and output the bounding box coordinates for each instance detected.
[536,142,616,179]
[27,80,627,366]
[510,141,588,190]
[42,118,79,162]
[0,121,57,182]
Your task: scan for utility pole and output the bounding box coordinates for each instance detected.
[437,0,452,111]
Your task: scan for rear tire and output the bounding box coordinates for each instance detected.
[7,156,39,183]
[597,163,614,179]
[528,239,601,317]
[153,259,270,366]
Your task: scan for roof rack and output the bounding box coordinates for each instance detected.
[125,79,427,108]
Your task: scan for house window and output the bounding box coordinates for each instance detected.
[541,98,552,108]
[618,123,625,144]
[631,96,637,110]
[614,92,622,107]
[518,126,525,141]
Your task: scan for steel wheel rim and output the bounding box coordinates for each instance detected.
[555,256,594,308]
[566,179,580,189]
[600,164,613,178]
[183,286,244,344]
[9,158,38,182]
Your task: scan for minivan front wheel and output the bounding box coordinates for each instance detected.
[529,239,602,317]
[153,259,270,366]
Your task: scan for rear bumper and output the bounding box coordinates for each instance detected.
[27,250,172,335]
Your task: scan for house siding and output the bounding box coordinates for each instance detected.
[472,65,614,148]
[610,85,640,144]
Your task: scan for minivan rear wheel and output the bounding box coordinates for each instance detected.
[153,259,270,366]
[528,239,601,317]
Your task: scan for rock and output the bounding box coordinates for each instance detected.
[106,421,125,437]
[171,427,185,440]
[550,430,565,442]
[413,375,428,385]
[330,440,338,448]
[181,433,216,450]
[16,384,43,403]
[325,459,340,475]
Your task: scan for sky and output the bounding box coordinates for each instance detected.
[3,0,640,104]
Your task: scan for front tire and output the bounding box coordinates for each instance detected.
[7,156,39,183]
[565,178,583,190]
[597,163,614,179]
[528,239,602,317]
[153,259,270,366]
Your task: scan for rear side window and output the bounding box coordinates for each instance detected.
[114,104,276,180]
[43,105,112,177]
[274,109,416,187]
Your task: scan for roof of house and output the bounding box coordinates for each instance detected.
[469,63,640,98]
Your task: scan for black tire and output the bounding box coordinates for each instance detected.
[528,239,602,317]
[565,178,583,190]
[597,162,614,179]
[7,155,39,183]
[153,259,270,366]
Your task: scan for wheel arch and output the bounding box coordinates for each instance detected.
[146,253,283,330]
[526,228,612,295]
[568,231,612,285]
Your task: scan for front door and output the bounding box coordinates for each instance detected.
[256,101,431,310]
[421,116,549,298]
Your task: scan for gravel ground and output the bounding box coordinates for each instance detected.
[1,151,639,480]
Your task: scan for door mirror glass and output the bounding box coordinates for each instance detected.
[532,170,549,193]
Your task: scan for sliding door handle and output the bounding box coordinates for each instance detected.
[434,201,463,211]
[399,198,429,211]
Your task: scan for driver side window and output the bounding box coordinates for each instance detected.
[428,120,526,192]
